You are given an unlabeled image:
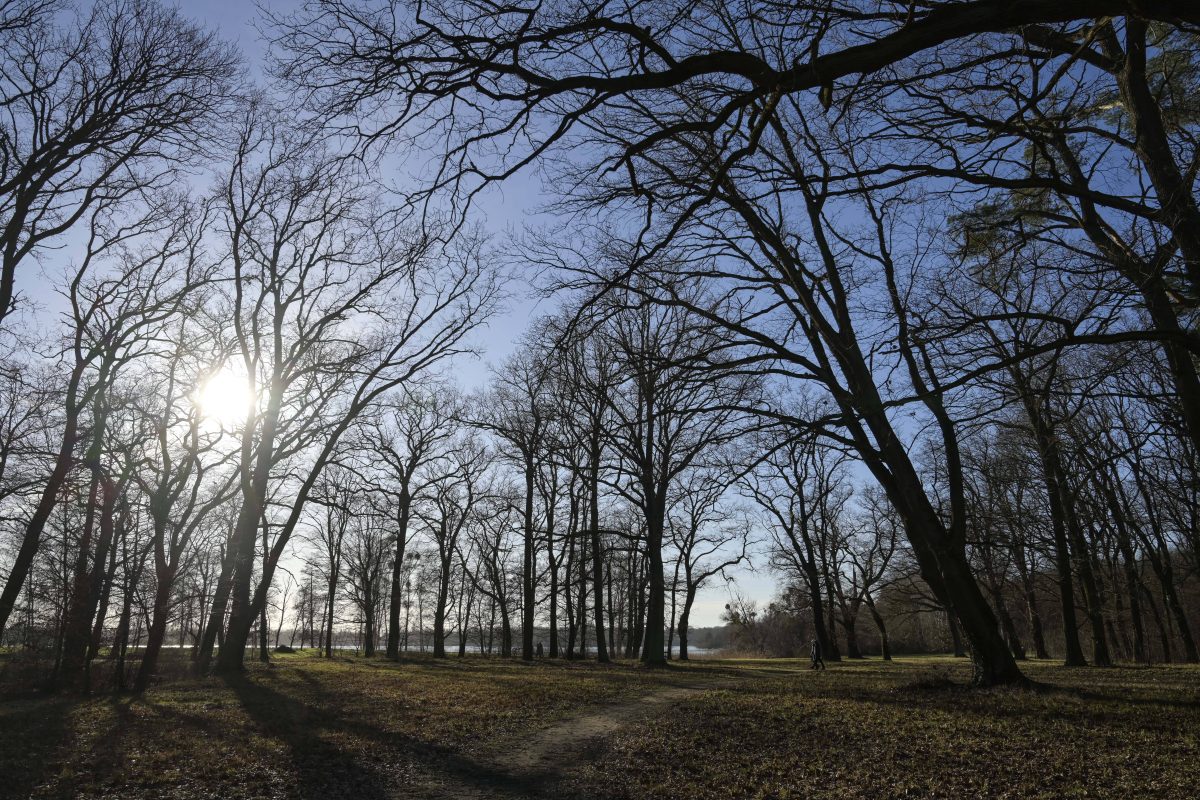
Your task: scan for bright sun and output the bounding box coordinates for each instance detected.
[194,369,254,428]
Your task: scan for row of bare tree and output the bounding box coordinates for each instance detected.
[254,0,1200,686]
[2,0,1199,691]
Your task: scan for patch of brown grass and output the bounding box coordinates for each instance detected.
[568,657,1200,799]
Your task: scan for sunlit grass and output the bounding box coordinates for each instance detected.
[1,652,1196,799]
[574,657,1200,799]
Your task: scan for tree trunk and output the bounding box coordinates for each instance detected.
[840,612,863,659]
[386,490,411,659]
[677,587,696,661]
[0,370,83,641]
[801,564,837,663]
[434,552,450,658]
[325,568,338,658]
[588,437,609,662]
[60,470,120,692]
[948,609,966,658]
[1029,415,1087,666]
[547,528,559,659]
[522,461,535,661]
[1013,542,1051,659]
[865,592,891,661]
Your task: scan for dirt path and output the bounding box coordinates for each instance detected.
[404,681,716,799]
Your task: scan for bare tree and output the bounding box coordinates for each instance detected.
[0,196,217,660]
[194,107,496,674]
[0,0,237,328]
[600,287,757,666]
[343,506,389,656]
[415,433,484,658]
[473,341,555,661]
[668,465,748,660]
[363,386,459,658]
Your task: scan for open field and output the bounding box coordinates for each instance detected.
[1,653,1197,799]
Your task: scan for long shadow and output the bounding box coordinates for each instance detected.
[286,667,566,797]
[222,671,573,799]
[0,695,79,800]
[223,673,399,800]
[1032,681,1200,711]
[823,682,1199,736]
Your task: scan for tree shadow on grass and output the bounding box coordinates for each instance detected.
[222,673,398,800]
[0,695,79,800]
[221,671,563,799]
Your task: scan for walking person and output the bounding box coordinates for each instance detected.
[810,637,825,670]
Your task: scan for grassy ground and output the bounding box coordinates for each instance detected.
[573,657,1200,799]
[0,652,1196,799]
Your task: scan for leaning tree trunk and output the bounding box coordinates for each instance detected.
[677,586,698,661]
[195,540,236,673]
[947,609,966,658]
[864,592,891,661]
[0,368,85,642]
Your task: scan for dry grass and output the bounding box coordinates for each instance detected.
[0,650,662,799]
[1,651,1197,799]
[572,657,1200,799]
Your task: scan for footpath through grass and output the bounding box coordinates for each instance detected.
[0,652,1196,799]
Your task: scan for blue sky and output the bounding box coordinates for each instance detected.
[15,0,781,627]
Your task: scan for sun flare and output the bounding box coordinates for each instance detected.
[194,369,254,427]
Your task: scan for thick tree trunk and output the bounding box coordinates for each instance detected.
[997,599,1026,661]
[324,569,338,658]
[948,609,966,658]
[214,499,266,673]
[522,462,535,661]
[60,471,120,692]
[865,592,891,661]
[386,491,412,659]
[805,563,839,663]
[677,587,696,661]
[363,597,376,657]
[136,563,176,691]
[840,613,863,659]
[214,388,283,675]
[499,599,512,656]
[588,437,609,662]
[196,546,234,672]
[434,553,450,658]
